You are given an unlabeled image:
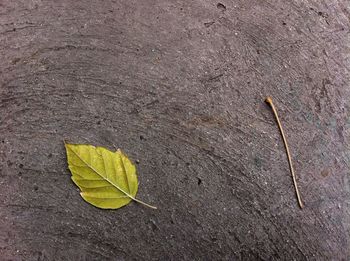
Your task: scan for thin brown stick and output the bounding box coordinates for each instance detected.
[265,97,304,209]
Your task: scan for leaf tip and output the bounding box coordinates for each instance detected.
[63,140,72,150]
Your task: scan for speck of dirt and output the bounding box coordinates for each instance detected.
[321,169,330,177]
[11,58,21,64]
[149,219,158,231]
[204,21,215,27]
[217,3,226,11]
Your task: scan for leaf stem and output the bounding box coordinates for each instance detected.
[265,97,304,209]
[132,197,157,209]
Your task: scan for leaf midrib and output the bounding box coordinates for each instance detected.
[68,146,135,200]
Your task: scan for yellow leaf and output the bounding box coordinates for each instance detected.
[65,143,156,209]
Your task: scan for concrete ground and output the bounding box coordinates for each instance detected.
[0,0,349,260]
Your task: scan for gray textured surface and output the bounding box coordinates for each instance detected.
[1,0,349,260]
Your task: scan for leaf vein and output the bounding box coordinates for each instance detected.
[120,152,131,194]
[81,194,129,199]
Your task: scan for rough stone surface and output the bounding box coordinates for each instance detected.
[0,1,349,260]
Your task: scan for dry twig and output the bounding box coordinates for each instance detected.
[265,97,304,209]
